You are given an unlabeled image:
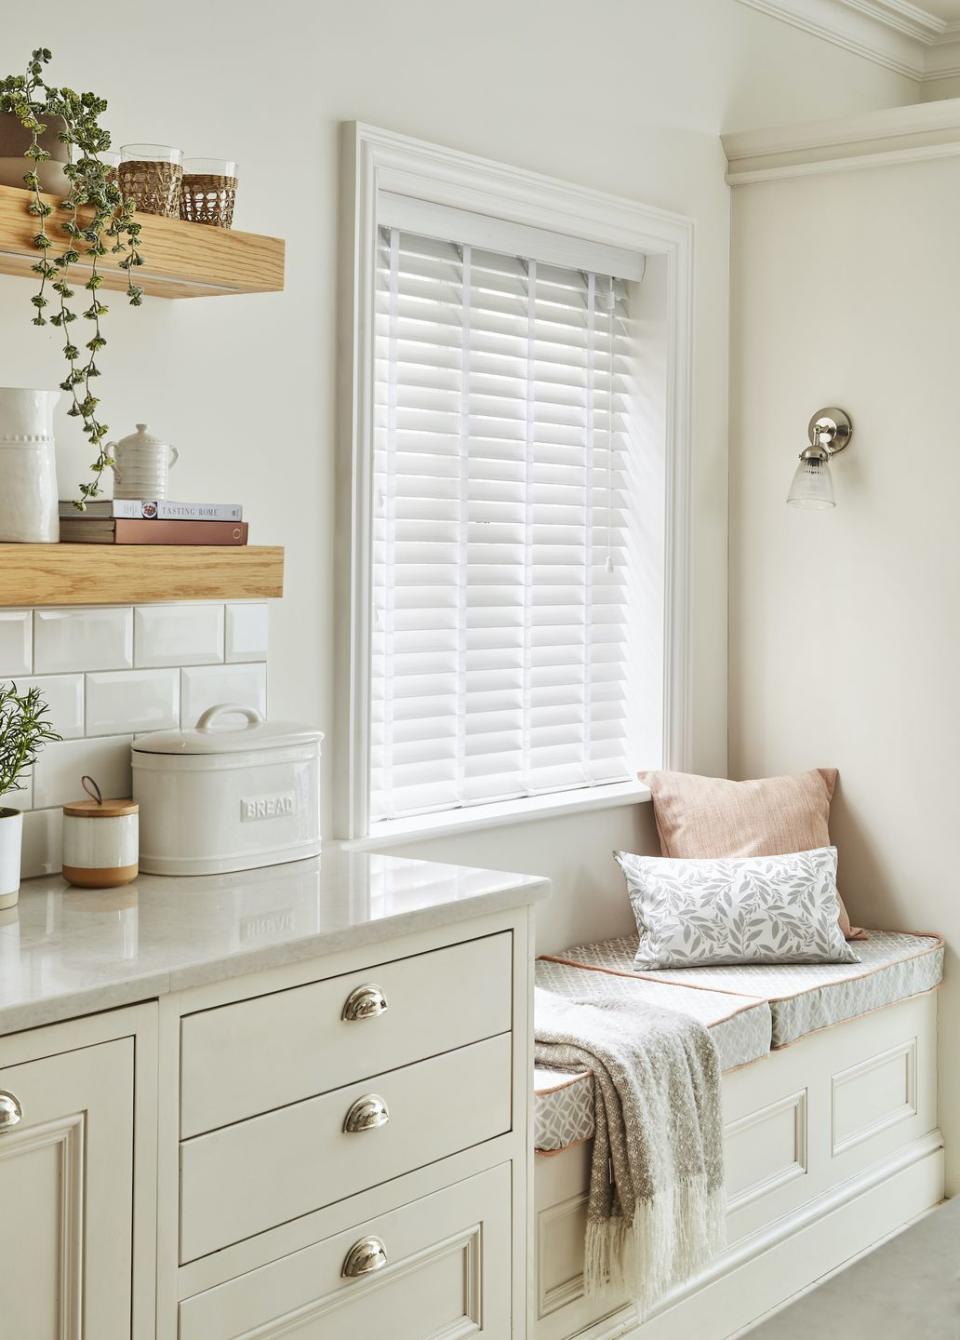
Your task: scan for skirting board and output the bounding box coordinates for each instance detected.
[561,1136,943,1340]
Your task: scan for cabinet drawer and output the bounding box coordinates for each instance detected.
[180,1032,513,1262]
[180,932,512,1137]
[179,1162,512,1340]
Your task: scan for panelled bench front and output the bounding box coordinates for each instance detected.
[533,929,944,1340]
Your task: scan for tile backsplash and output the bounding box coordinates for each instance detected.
[1,601,268,878]
[35,605,134,672]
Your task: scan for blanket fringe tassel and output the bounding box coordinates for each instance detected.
[584,1179,725,1318]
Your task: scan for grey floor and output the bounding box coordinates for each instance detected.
[746,1196,960,1339]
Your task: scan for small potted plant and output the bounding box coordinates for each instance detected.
[0,684,61,907]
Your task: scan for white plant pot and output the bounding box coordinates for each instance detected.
[0,808,24,909]
[0,388,61,543]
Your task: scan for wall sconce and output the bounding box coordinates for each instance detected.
[786,407,853,509]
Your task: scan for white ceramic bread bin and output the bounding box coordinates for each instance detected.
[131,705,323,875]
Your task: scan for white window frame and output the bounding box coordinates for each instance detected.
[335,122,694,843]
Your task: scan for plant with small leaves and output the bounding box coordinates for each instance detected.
[0,683,62,799]
[0,47,145,508]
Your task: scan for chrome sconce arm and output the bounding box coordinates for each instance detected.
[787,407,853,509]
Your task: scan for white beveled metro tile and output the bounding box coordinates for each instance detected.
[0,611,32,677]
[180,664,267,728]
[35,607,133,674]
[135,603,224,668]
[34,735,134,810]
[225,603,268,663]
[20,808,64,878]
[6,675,85,740]
[86,669,179,736]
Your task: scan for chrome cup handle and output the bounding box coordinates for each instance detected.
[341,984,388,1022]
[0,1090,22,1133]
[343,1093,390,1134]
[342,1236,388,1279]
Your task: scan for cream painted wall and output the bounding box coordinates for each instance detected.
[390,802,661,955]
[0,3,911,923]
[922,76,960,100]
[729,154,960,1190]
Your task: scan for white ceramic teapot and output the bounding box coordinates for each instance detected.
[108,423,179,500]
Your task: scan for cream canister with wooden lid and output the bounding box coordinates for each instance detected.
[62,777,139,888]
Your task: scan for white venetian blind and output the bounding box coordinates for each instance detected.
[370,225,634,822]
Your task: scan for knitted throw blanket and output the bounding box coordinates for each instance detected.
[534,967,725,1315]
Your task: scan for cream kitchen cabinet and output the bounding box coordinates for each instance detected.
[0,1005,158,1340]
[0,852,547,1340]
[162,906,537,1338]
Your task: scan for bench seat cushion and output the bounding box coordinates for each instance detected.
[534,956,771,1152]
[534,929,943,1153]
[548,929,943,1048]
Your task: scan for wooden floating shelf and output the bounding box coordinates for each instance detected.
[0,184,284,298]
[0,544,284,607]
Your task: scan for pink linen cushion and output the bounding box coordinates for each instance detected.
[641,768,866,941]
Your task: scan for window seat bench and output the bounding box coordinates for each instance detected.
[532,929,944,1340]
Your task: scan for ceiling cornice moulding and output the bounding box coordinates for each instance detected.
[838,1,945,43]
[735,0,960,80]
[723,95,960,180]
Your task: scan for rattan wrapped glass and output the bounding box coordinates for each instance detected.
[180,158,239,228]
[118,144,183,218]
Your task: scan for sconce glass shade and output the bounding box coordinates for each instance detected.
[787,454,835,509]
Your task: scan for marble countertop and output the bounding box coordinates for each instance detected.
[0,849,549,1036]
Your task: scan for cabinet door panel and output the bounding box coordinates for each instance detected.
[0,1038,134,1340]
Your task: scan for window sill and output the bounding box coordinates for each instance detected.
[338,780,652,851]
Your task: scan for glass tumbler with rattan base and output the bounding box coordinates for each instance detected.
[118,143,183,218]
[180,158,239,228]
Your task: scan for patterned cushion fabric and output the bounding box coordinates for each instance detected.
[535,928,943,1155]
[535,1067,598,1153]
[616,846,859,970]
[630,929,944,1048]
[534,956,772,1152]
[548,929,943,1049]
[642,768,865,941]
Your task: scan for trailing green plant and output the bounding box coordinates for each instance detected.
[0,684,61,800]
[0,47,146,507]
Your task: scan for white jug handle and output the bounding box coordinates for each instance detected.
[168,445,179,468]
[195,704,264,733]
[105,442,117,472]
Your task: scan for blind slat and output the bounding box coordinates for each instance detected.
[371,225,636,820]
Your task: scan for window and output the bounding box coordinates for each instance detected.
[338,125,692,841]
[371,224,653,822]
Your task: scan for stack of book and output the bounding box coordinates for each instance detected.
[58,499,247,545]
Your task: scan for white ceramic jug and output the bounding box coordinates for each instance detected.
[108,423,179,500]
[0,388,60,543]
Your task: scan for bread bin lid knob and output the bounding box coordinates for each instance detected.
[131,704,324,755]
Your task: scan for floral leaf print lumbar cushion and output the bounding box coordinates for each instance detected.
[615,846,859,970]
